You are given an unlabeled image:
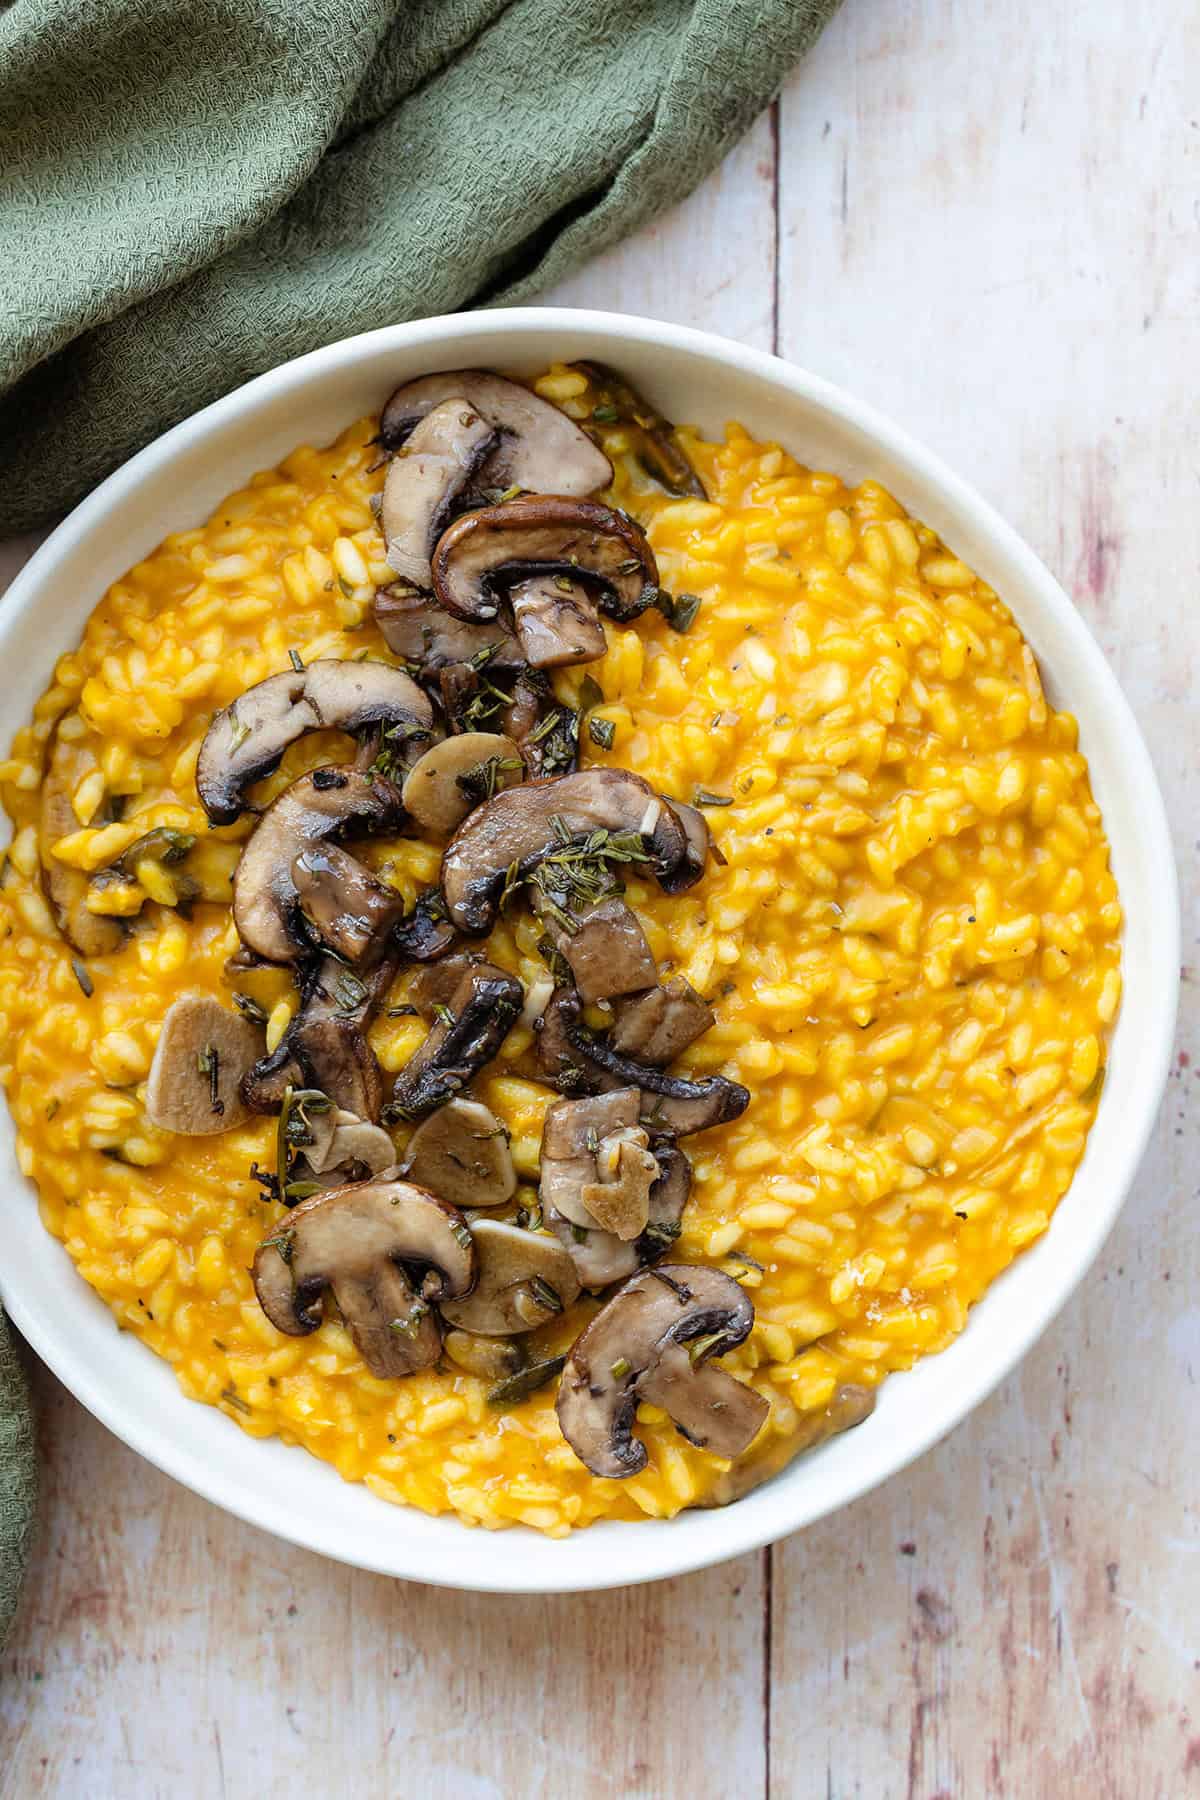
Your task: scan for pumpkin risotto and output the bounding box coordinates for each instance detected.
[0,362,1121,1533]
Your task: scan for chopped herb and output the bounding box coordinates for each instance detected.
[527,1275,564,1315]
[333,969,368,1015]
[592,403,620,424]
[220,1387,251,1416]
[288,648,305,672]
[649,1267,691,1302]
[516,1202,544,1231]
[610,1356,631,1380]
[495,484,522,505]
[640,1220,682,1253]
[724,1249,764,1272]
[197,1042,223,1115]
[693,789,733,808]
[71,960,94,997]
[337,575,355,598]
[469,641,501,671]
[389,1303,430,1340]
[570,1222,588,1244]
[232,992,269,1027]
[283,1180,323,1201]
[670,592,701,634]
[577,674,604,715]
[536,934,573,984]
[45,1098,60,1121]
[457,754,523,806]
[249,1161,281,1199]
[585,1126,600,1155]
[260,1229,294,1263]
[588,715,616,751]
[371,717,431,781]
[386,1002,418,1017]
[687,1330,729,1364]
[487,1354,567,1408]
[451,1221,473,1252]
[554,574,575,594]
[0,854,9,888]
[433,1002,456,1028]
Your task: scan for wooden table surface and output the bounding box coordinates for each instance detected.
[2,1,1197,1793]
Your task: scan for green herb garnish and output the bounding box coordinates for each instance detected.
[588,716,616,751]
[71,960,94,997]
[232,992,269,1027]
[693,789,733,808]
[527,1275,564,1315]
[610,1357,631,1380]
[288,648,305,672]
[487,1354,567,1409]
[669,592,701,634]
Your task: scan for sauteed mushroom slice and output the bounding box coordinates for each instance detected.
[374,586,524,673]
[432,496,657,625]
[39,728,125,957]
[440,1220,581,1335]
[401,732,523,836]
[399,1097,515,1209]
[242,952,394,1120]
[535,989,748,1136]
[500,671,580,778]
[386,962,522,1122]
[569,361,706,500]
[441,768,692,936]
[538,895,657,1003]
[540,1090,655,1239]
[610,977,715,1065]
[144,995,263,1134]
[547,1146,691,1288]
[197,661,431,826]
[292,843,407,962]
[381,401,498,588]
[251,1176,476,1378]
[300,1105,396,1182]
[232,768,405,963]
[697,1384,876,1508]
[556,1266,768,1477]
[379,370,612,494]
[392,887,458,963]
[509,576,607,669]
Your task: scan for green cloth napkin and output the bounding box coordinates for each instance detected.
[0,0,840,1643]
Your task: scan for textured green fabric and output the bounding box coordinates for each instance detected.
[0,1317,35,1648]
[0,0,839,533]
[0,0,840,1641]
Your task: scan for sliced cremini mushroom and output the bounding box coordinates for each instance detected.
[500,671,580,777]
[144,995,263,1135]
[569,361,706,500]
[379,369,612,494]
[578,1130,660,1241]
[291,842,407,961]
[443,1329,525,1381]
[381,401,498,588]
[232,767,405,963]
[441,767,694,936]
[392,886,458,963]
[547,1141,691,1288]
[540,1089,656,1240]
[509,575,607,669]
[432,496,657,625]
[373,585,524,673]
[400,732,523,836]
[242,951,394,1121]
[697,1384,877,1508]
[440,1219,581,1335]
[386,961,522,1121]
[197,661,431,827]
[251,1175,476,1378]
[610,977,715,1065]
[538,895,657,1003]
[300,1105,396,1181]
[535,988,748,1136]
[556,1265,768,1477]
[398,1096,515,1209]
[39,726,124,957]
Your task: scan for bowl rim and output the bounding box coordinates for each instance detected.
[0,307,1179,1591]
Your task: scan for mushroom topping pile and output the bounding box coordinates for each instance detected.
[251,1176,476,1377]
[103,362,809,1504]
[568,361,707,500]
[556,1267,769,1478]
[197,660,431,827]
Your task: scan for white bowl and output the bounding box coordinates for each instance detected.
[0,310,1178,1592]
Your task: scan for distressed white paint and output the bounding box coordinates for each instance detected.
[1,0,1197,1793]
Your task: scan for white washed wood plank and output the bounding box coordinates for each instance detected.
[769,0,1199,1793]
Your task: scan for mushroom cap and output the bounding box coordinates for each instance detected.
[251,1174,476,1379]
[542,1104,692,1287]
[541,896,658,1004]
[144,995,263,1135]
[431,495,657,625]
[292,842,407,962]
[609,977,715,1065]
[556,1265,768,1478]
[386,961,523,1121]
[398,1096,516,1209]
[379,369,612,495]
[373,586,524,674]
[241,951,394,1121]
[440,768,694,936]
[440,1219,581,1336]
[232,767,406,963]
[381,400,498,588]
[197,661,431,826]
[400,732,523,837]
[301,1106,396,1182]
